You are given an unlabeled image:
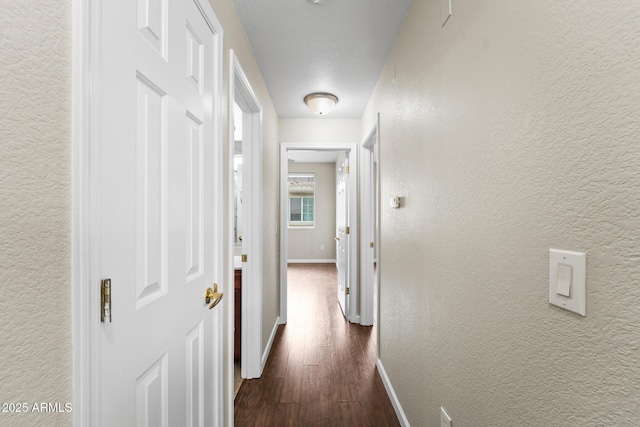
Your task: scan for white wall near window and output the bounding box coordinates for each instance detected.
[287,162,336,261]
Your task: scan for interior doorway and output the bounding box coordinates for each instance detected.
[228,51,263,420]
[360,118,380,335]
[231,101,243,398]
[279,143,359,325]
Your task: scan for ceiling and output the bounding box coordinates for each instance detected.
[233,0,414,119]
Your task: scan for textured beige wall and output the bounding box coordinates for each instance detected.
[0,2,72,426]
[363,1,640,425]
[288,162,337,261]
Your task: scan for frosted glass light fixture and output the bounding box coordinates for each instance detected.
[304,92,338,115]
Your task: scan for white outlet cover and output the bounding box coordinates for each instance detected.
[549,249,586,316]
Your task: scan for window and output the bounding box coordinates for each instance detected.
[288,173,315,227]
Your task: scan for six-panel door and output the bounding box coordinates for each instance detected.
[99,0,222,425]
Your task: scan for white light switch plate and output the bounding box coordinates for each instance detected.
[549,249,586,316]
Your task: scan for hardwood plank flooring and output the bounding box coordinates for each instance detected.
[234,263,399,427]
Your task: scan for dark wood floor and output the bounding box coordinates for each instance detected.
[234,263,400,427]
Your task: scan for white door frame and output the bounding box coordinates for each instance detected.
[71,1,224,424]
[227,50,263,401]
[359,117,380,327]
[279,142,359,324]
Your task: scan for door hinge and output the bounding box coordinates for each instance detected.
[345,226,350,235]
[345,166,350,174]
[242,254,248,262]
[101,279,112,323]
[370,241,375,248]
[346,287,350,295]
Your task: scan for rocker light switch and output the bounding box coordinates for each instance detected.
[549,249,586,316]
[556,264,572,297]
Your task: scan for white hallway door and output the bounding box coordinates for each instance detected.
[99,0,223,425]
[336,153,350,317]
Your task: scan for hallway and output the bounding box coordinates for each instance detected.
[234,263,399,426]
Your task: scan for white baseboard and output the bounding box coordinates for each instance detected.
[377,358,410,427]
[261,316,280,371]
[287,259,336,264]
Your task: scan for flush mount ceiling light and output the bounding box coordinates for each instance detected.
[304,92,338,115]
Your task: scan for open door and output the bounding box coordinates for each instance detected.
[97,0,224,425]
[360,117,380,327]
[336,152,350,318]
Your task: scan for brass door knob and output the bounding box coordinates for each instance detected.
[205,284,223,309]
